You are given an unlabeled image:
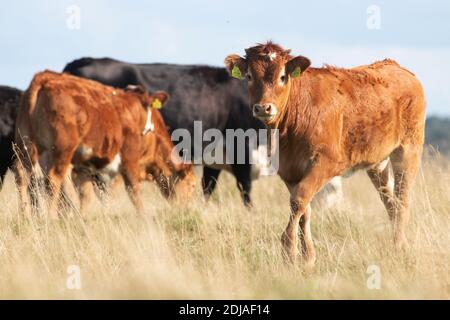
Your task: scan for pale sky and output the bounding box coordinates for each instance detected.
[1,0,449,115]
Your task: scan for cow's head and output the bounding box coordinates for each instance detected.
[140,133,197,201]
[225,42,310,124]
[166,164,197,202]
[125,85,169,134]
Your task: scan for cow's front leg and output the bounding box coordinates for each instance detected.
[123,172,144,214]
[120,135,145,214]
[282,162,336,267]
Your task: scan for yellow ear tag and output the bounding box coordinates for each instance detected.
[231,65,244,80]
[291,67,302,78]
[151,98,162,109]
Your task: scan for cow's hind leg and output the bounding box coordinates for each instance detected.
[13,141,38,216]
[366,159,396,220]
[13,159,32,216]
[57,169,81,216]
[72,169,94,215]
[43,150,74,219]
[389,144,422,248]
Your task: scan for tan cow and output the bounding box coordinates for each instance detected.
[225,42,425,267]
[14,71,188,218]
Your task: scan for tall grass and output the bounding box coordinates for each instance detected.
[0,155,449,299]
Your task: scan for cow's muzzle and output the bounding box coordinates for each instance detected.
[253,103,277,121]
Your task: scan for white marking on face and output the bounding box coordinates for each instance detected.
[268,52,277,61]
[143,109,154,135]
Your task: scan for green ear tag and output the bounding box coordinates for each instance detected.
[291,67,302,78]
[231,65,244,80]
[151,98,162,109]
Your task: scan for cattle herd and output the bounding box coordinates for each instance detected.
[0,42,426,266]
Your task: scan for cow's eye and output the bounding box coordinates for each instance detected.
[246,74,252,81]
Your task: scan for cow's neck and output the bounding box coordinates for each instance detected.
[267,75,318,182]
[273,76,317,144]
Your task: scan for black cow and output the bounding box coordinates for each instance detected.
[0,86,22,188]
[63,58,267,206]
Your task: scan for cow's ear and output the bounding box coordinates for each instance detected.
[286,55,311,78]
[151,91,169,109]
[224,54,247,80]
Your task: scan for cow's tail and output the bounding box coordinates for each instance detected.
[14,74,45,158]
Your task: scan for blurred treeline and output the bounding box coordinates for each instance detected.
[426,116,450,155]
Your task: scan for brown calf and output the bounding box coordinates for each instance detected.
[14,71,174,217]
[226,42,425,267]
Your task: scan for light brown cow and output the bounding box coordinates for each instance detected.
[14,71,185,217]
[225,42,425,267]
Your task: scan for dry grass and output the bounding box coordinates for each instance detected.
[0,155,449,299]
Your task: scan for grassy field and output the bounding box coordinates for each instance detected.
[0,154,449,299]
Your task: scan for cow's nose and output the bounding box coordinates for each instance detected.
[253,104,272,115]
